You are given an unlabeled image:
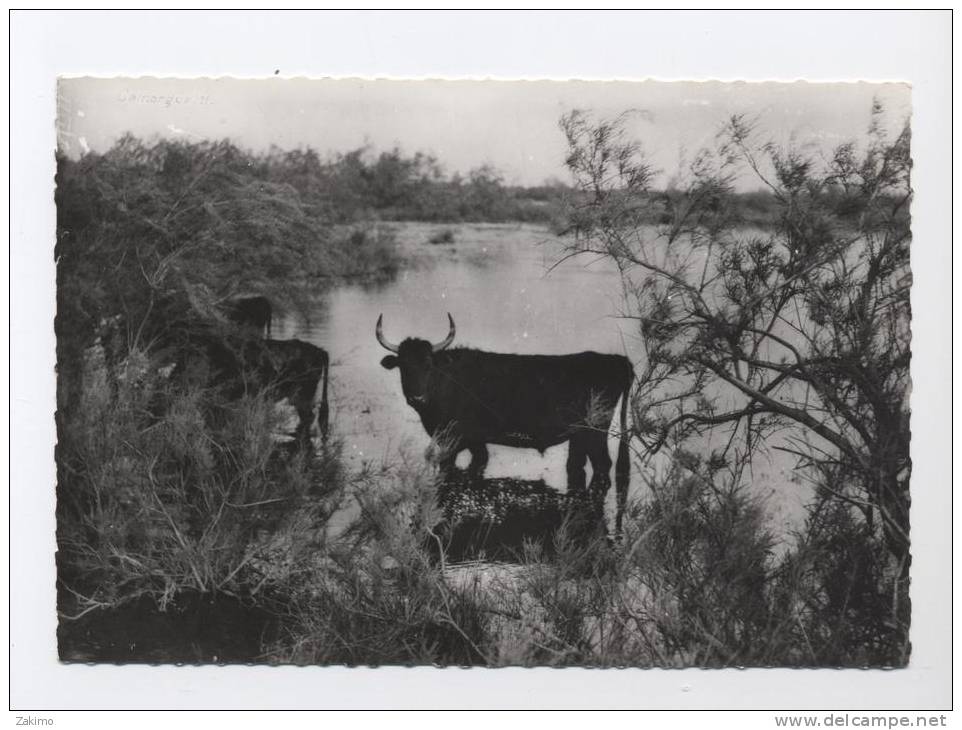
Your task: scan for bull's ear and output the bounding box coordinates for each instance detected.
[380,355,399,370]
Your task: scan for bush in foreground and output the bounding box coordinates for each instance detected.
[58,364,907,668]
[56,348,344,660]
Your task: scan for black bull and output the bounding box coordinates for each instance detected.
[376,314,633,519]
[225,295,273,338]
[176,334,329,446]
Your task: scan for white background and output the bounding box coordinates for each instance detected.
[8,9,953,714]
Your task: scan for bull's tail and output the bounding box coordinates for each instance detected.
[317,351,330,442]
[615,363,633,536]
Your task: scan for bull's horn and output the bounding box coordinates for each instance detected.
[375,314,399,353]
[432,313,456,352]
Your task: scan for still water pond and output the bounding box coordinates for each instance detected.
[276,222,807,536]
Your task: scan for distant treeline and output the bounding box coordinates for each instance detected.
[60,135,804,242]
[259,144,795,228]
[258,146,568,224]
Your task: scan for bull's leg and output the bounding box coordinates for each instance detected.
[566,434,588,496]
[566,433,608,544]
[582,436,614,539]
[586,435,612,498]
[467,443,489,481]
[294,405,315,451]
[317,398,330,442]
[292,389,316,452]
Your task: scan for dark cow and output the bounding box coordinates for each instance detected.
[376,313,633,521]
[225,295,273,338]
[178,334,329,447]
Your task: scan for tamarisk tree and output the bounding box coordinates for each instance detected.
[561,103,912,634]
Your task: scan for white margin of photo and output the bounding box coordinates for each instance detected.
[8,8,953,716]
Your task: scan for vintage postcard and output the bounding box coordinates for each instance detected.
[52,76,915,670]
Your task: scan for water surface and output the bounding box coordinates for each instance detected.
[276,222,808,537]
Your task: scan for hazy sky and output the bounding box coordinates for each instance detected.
[57,77,910,188]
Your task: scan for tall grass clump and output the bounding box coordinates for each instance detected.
[56,350,344,629]
[266,458,493,666]
[770,490,909,666]
[612,455,775,666]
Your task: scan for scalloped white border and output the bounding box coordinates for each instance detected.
[9,9,952,712]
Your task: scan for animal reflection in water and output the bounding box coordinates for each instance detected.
[376,312,635,548]
[427,473,611,564]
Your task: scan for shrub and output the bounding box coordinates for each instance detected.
[268,460,492,666]
[56,347,343,626]
[55,137,403,378]
[324,223,400,280]
[770,493,909,666]
[428,228,456,245]
[617,456,775,666]
[560,101,912,656]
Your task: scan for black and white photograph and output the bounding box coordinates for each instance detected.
[10,8,953,714]
[53,75,915,669]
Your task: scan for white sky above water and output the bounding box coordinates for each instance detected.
[57,77,911,190]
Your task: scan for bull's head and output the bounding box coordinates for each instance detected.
[376,313,456,409]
